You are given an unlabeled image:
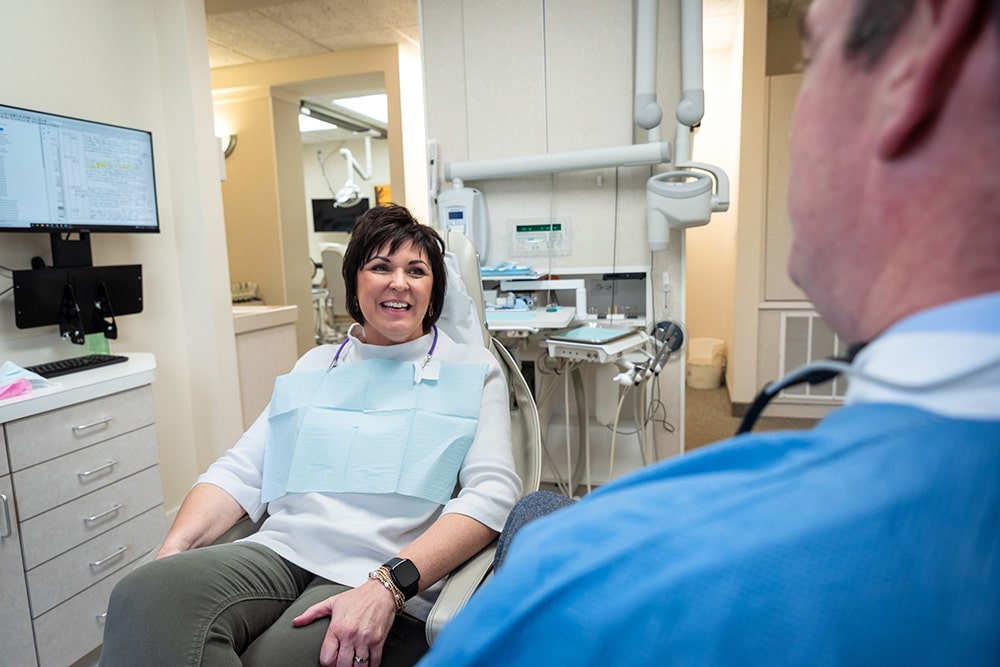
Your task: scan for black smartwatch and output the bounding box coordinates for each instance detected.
[383,557,420,600]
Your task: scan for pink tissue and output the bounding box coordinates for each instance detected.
[0,378,33,400]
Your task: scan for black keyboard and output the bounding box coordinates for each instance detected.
[26,354,129,378]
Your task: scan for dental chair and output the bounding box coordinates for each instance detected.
[424,229,542,642]
[138,230,541,647]
[319,242,352,340]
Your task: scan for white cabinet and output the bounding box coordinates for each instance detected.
[0,354,164,667]
[233,305,299,430]
[1,470,38,667]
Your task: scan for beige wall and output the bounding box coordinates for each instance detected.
[731,0,769,405]
[684,42,743,364]
[215,92,286,306]
[210,45,428,355]
[0,0,245,516]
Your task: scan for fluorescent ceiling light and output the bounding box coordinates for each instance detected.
[300,101,387,138]
[299,114,338,133]
[332,94,388,124]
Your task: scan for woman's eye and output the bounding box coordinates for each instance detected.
[369,264,390,272]
[408,268,427,277]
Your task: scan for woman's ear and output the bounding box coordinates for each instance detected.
[878,0,989,159]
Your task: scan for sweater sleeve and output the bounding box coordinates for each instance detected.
[440,348,523,531]
[195,344,338,522]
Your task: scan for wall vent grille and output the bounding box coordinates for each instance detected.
[778,311,849,402]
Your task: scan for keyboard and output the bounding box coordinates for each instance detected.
[25,354,129,379]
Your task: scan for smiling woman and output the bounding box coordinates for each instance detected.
[100,203,522,667]
[342,205,448,346]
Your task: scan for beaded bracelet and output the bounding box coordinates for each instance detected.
[369,566,406,613]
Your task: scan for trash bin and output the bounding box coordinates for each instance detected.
[686,337,726,389]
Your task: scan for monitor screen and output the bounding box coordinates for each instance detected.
[312,197,369,233]
[0,103,160,234]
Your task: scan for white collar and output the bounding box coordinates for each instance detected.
[844,293,1000,420]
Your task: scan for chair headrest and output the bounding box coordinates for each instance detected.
[438,251,489,347]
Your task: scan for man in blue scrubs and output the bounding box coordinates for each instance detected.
[418,0,1000,664]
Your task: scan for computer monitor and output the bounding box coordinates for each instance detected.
[312,197,369,233]
[0,102,160,267]
[1,102,157,342]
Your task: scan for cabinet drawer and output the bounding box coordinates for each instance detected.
[20,466,163,569]
[13,425,159,520]
[34,562,135,667]
[27,506,165,617]
[5,385,154,471]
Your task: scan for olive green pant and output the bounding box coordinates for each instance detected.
[100,542,428,666]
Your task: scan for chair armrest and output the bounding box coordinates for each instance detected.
[424,541,498,645]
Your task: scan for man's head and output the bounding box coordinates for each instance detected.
[787,0,999,344]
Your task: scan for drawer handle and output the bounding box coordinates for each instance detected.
[83,503,123,525]
[90,544,129,570]
[1,493,11,539]
[78,459,119,480]
[97,612,108,624]
[73,416,114,433]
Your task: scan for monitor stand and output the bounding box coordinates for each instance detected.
[50,232,93,268]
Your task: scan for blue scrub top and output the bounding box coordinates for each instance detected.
[420,403,1000,666]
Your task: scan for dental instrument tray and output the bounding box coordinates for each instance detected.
[547,325,635,345]
[545,325,649,363]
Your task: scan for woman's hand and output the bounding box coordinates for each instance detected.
[293,579,398,667]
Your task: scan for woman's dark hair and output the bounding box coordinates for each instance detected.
[342,203,447,333]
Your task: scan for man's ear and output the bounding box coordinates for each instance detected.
[878,0,988,159]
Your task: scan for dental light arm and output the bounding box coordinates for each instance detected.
[634,0,663,134]
[644,0,730,252]
[331,135,374,207]
[676,0,705,129]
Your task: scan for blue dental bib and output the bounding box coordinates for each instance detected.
[262,358,488,505]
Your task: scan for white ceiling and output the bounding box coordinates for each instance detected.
[204,0,420,68]
[204,0,811,70]
[205,0,810,142]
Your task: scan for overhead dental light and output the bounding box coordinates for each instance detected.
[319,134,374,208]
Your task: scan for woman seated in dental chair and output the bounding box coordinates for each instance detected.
[101,204,522,667]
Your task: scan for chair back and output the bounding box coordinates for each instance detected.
[320,242,350,327]
[441,229,541,496]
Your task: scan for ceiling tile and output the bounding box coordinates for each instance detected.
[207,10,329,62]
[207,40,257,67]
[258,0,418,44]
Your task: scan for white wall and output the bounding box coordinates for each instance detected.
[0,0,244,515]
[421,0,689,459]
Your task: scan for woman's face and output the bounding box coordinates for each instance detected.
[355,241,434,346]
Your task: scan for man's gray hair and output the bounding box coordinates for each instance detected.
[843,0,998,68]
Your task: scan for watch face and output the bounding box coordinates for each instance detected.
[387,558,420,598]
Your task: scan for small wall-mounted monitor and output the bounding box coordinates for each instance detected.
[312,198,369,233]
[0,102,160,235]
